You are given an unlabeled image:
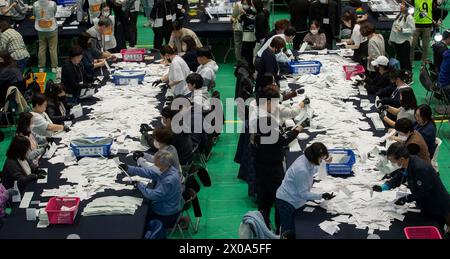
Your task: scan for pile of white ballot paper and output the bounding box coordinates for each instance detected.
[280,54,418,236]
[82,196,143,216]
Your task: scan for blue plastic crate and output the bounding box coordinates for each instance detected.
[112,70,145,85]
[70,137,113,158]
[326,149,356,176]
[288,60,322,75]
[56,0,77,5]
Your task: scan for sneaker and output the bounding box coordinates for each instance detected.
[39,68,45,73]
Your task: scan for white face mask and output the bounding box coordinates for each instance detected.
[310,29,319,35]
[390,161,402,170]
[153,140,161,150]
[397,134,408,142]
[319,0,327,4]
[102,11,110,17]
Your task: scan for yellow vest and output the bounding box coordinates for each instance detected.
[413,0,433,25]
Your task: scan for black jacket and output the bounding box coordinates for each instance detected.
[432,41,448,72]
[365,72,391,95]
[174,0,188,20]
[309,1,339,39]
[171,129,194,166]
[255,48,279,91]
[376,86,402,108]
[255,11,269,42]
[46,99,70,125]
[290,0,309,32]
[0,159,37,190]
[182,49,199,72]
[387,156,450,218]
[150,0,176,21]
[61,61,87,96]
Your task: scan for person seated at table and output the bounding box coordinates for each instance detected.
[196,47,218,90]
[186,73,210,112]
[0,0,27,23]
[118,150,182,229]
[180,35,199,72]
[340,10,356,39]
[61,45,91,103]
[302,20,326,50]
[16,112,48,168]
[0,135,46,190]
[372,142,450,236]
[0,16,29,72]
[360,21,385,75]
[276,142,335,235]
[133,127,181,172]
[169,21,203,55]
[77,32,106,79]
[257,26,296,65]
[0,51,23,104]
[30,93,69,137]
[414,104,437,158]
[376,69,410,108]
[341,10,367,49]
[380,87,417,128]
[154,45,191,96]
[86,17,116,61]
[265,19,290,43]
[362,55,391,95]
[255,36,285,92]
[92,4,117,53]
[389,118,431,164]
[45,80,74,125]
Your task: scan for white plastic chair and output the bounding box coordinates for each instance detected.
[431,137,442,173]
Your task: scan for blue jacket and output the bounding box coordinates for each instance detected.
[414,121,437,158]
[128,165,182,216]
[276,155,322,209]
[438,49,450,87]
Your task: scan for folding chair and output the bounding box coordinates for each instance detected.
[167,188,198,238]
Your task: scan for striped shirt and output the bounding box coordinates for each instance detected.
[0,28,30,61]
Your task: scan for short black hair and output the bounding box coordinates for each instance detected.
[389,69,409,82]
[310,19,321,29]
[284,27,296,37]
[256,86,279,105]
[304,142,329,165]
[69,45,83,58]
[45,79,65,104]
[262,73,275,87]
[77,32,92,50]
[274,19,290,31]
[443,29,450,40]
[172,20,183,31]
[160,45,176,55]
[6,135,31,160]
[359,21,375,37]
[395,118,414,134]
[182,35,198,52]
[16,112,33,136]
[186,73,204,89]
[399,87,417,110]
[270,36,286,49]
[415,104,434,125]
[31,93,47,107]
[161,106,180,119]
[152,127,174,144]
[387,142,410,160]
[97,17,112,27]
[196,47,213,59]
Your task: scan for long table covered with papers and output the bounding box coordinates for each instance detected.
[0,55,168,239]
[280,52,441,239]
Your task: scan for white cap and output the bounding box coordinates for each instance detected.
[371,56,389,67]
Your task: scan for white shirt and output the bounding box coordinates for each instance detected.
[30,111,54,137]
[169,55,191,96]
[389,14,415,44]
[351,24,366,47]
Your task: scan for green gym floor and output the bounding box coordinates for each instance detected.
[1,6,449,239]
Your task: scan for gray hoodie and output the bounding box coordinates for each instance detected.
[196,60,219,89]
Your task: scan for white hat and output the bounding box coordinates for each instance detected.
[371,56,389,67]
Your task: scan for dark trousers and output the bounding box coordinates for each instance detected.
[153,24,172,50]
[147,209,181,229]
[393,41,412,71]
[293,31,307,50]
[125,11,138,47]
[241,41,256,66]
[276,198,298,235]
[112,5,127,50]
[16,57,29,72]
[254,162,284,228]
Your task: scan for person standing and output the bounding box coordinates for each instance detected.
[231,0,244,63]
[410,0,434,64]
[309,0,338,49]
[122,0,140,47]
[360,21,385,75]
[239,0,256,66]
[289,0,309,49]
[150,0,175,50]
[33,0,58,73]
[253,0,269,59]
[142,0,154,27]
[389,2,415,71]
[0,16,29,72]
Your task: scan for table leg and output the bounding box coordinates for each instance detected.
[223,38,232,64]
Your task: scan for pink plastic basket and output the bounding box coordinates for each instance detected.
[45,197,80,224]
[343,65,365,80]
[120,49,145,62]
[404,226,443,239]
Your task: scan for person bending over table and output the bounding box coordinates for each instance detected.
[390,118,431,164]
[180,35,199,72]
[0,16,29,72]
[86,17,117,61]
[0,135,46,191]
[154,45,191,97]
[379,87,417,128]
[44,80,74,125]
[255,36,285,92]
[362,55,391,95]
[276,142,335,235]
[77,33,107,79]
[169,21,202,55]
[30,93,69,137]
[302,20,326,50]
[256,27,296,66]
[119,150,183,229]
[413,104,437,159]
[0,0,27,22]
[16,112,49,168]
[265,19,290,44]
[195,47,218,91]
[372,142,450,237]
[61,45,92,103]
[376,69,410,108]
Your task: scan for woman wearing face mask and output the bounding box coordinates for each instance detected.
[414,104,437,159]
[180,35,200,72]
[390,118,431,164]
[45,80,75,125]
[255,36,285,91]
[30,93,69,137]
[380,87,417,128]
[302,20,326,50]
[389,2,414,71]
[239,0,257,66]
[16,112,49,168]
[275,142,335,235]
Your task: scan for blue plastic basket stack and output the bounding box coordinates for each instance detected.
[325,149,356,176]
[288,60,322,75]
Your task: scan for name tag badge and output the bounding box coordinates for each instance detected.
[105,35,111,41]
[323,18,330,25]
[166,14,172,21]
[177,4,182,9]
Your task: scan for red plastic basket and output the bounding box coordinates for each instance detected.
[120,49,145,62]
[343,65,365,80]
[404,226,443,239]
[45,197,80,224]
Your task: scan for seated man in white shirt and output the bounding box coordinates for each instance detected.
[256,26,296,64]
